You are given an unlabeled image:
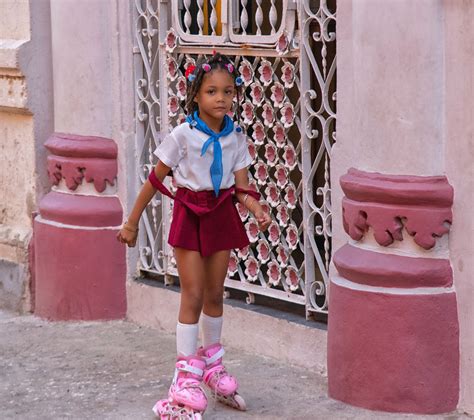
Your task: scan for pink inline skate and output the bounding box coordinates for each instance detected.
[152,355,208,419]
[198,343,246,411]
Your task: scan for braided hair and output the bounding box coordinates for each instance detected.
[185,52,242,126]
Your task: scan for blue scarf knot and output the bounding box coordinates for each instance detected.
[186,111,234,196]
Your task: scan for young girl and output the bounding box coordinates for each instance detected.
[117,53,271,419]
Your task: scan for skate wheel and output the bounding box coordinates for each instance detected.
[153,398,204,419]
[215,392,247,411]
[152,399,174,419]
[233,393,246,411]
[152,400,162,416]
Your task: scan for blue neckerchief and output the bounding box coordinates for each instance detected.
[186,111,234,196]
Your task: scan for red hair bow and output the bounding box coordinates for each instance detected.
[185,65,196,78]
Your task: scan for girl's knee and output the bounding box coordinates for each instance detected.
[204,286,224,308]
[181,288,204,311]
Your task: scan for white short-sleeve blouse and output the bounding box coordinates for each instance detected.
[153,122,252,192]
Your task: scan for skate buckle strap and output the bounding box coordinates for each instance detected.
[205,347,225,366]
[204,364,226,383]
[176,360,204,377]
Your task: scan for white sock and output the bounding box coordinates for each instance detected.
[200,312,223,347]
[176,321,199,356]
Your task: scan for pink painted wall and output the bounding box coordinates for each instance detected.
[329,281,459,414]
[35,222,126,320]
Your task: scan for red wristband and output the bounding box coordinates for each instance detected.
[235,187,261,201]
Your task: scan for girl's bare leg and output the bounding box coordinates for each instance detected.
[154,249,208,418]
[203,249,231,317]
[174,247,206,324]
[199,250,246,411]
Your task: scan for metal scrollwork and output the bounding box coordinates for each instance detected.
[134,0,336,317]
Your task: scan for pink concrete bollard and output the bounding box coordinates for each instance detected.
[34,133,126,320]
[328,168,459,414]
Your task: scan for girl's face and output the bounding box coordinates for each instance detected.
[194,69,235,123]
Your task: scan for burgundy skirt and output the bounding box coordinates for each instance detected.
[168,187,250,257]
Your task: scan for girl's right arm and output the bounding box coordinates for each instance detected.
[117,160,171,247]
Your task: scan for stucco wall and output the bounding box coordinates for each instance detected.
[49,0,137,274]
[0,0,30,39]
[0,0,53,312]
[332,0,447,256]
[444,1,474,413]
[0,115,36,227]
[50,1,113,137]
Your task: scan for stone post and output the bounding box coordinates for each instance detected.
[329,0,474,414]
[328,169,458,413]
[34,133,126,320]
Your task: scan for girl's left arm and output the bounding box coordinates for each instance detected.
[234,168,271,231]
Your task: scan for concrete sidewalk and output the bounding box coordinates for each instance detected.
[0,310,469,420]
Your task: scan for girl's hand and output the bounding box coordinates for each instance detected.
[116,222,139,247]
[255,208,272,232]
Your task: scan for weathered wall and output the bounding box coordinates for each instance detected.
[333,0,446,253]
[49,0,137,276]
[0,0,53,312]
[444,1,474,413]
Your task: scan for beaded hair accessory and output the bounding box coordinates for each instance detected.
[185,65,196,82]
[185,61,243,86]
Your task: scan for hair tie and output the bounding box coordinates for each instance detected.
[225,63,234,73]
[185,65,196,81]
[202,63,211,72]
[235,76,243,86]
